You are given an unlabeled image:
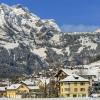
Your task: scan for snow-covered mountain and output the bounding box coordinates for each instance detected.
[0,4,100,78]
[0,4,61,49]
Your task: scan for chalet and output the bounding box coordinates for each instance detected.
[60,74,90,97]
[55,68,86,80]
[0,87,6,97]
[55,68,96,85]
[20,79,40,98]
[6,83,29,98]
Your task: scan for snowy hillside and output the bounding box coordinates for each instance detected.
[0,4,100,78]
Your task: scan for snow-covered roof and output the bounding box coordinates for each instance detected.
[38,78,50,85]
[28,86,39,90]
[86,69,97,76]
[60,74,89,82]
[7,84,21,90]
[0,87,6,91]
[89,60,100,68]
[21,79,36,86]
[86,61,100,78]
[57,66,97,77]
[61,69,79,75]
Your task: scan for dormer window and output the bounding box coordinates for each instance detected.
[73,76,79,79]
[20,85,24,88]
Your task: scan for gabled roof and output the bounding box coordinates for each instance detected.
[56,68,97,77]
[7,84,21,90]
[0,87,6,91]
[28,86,39,90]
[55,69,79,77]
[38,78,50,84]
[21,79,36,86]
[61,69,79,75]
[60,74,89,82]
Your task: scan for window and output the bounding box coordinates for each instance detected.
[82,94,86,97]
[73,94,77,97]
[74,88,78,92]
[65,88,70,91]
[68,83,70,85]
[23,90,27,93]
[80,88,85,91]
[74,82,77,86]
[80,82,85,85]
[66,94,70,97]
[20,85,24,88]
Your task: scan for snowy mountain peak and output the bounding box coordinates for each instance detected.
[0,4,61,49]
[42,19,61,32]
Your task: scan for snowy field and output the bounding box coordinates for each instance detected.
[0,98,100,100]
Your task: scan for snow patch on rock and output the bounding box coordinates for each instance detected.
[52,48,63,55]
[50,34,60,44]
[3,42,19,49]
[65,47,70,55]
[31,47,47,59]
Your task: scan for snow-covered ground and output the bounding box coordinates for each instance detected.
[77,36,97,53]
[31,47,47,59]
[52,48,63,55]
[0,98,100,100]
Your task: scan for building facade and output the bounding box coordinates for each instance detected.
[6,84,29,98]
[60,74,90,97]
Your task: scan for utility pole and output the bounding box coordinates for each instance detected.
[44,69,47,98]
[79,51,84,75]
[44,79,47,98]
[56,79,59,97]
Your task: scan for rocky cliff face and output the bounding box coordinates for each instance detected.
[0,4,100,78]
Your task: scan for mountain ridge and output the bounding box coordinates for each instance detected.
[0,4,100,78]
